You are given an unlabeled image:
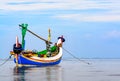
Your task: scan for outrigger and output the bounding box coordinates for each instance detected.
[10,24,65,66]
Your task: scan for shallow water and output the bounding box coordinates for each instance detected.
[0,59,120,81]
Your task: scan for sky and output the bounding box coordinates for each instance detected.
[0,0,120,59]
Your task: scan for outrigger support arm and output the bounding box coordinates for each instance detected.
[19,24,52,44]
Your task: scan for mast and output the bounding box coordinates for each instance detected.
[46,29,51,57]
[19,24,52,44]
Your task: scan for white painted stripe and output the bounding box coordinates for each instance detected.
[31,47,62,61]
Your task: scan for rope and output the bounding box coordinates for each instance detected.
[0,55,12,66]
[62,47,91,65]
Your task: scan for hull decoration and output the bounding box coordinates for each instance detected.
[10,24,65,66]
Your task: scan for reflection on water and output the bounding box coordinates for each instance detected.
[1,59,120,81]
[13,65,62,81]
[13,66,26,81]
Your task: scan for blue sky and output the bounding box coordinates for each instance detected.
[0,0,120,59]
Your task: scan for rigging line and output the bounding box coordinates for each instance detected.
[62,47,91,65]
[0,55,12,66]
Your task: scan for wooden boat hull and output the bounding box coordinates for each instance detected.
[14,47,62,66]
[14,56,61,66]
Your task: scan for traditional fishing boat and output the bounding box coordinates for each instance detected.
[10,24,65,66]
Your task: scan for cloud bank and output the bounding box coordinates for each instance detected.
[0,0,120,22]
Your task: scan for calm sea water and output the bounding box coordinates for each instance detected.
[0,59,120,81]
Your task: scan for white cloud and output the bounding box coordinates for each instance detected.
[0,0,120,22]
[52,0,120,22]
[0,0,120,11]
[83,33,93,40]
[103,30,120,39]
[84,14,120,22]
[53,14,120,22]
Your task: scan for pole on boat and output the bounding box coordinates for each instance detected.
[15,54,18,66]
[48,28,51,41]
[12,36,23,66]
[15,36,19,66]
[46,29,52,57]
[19,24,52,44]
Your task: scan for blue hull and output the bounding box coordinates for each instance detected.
[14,55,61,66]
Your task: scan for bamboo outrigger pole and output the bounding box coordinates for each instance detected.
[19,24,52,44]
